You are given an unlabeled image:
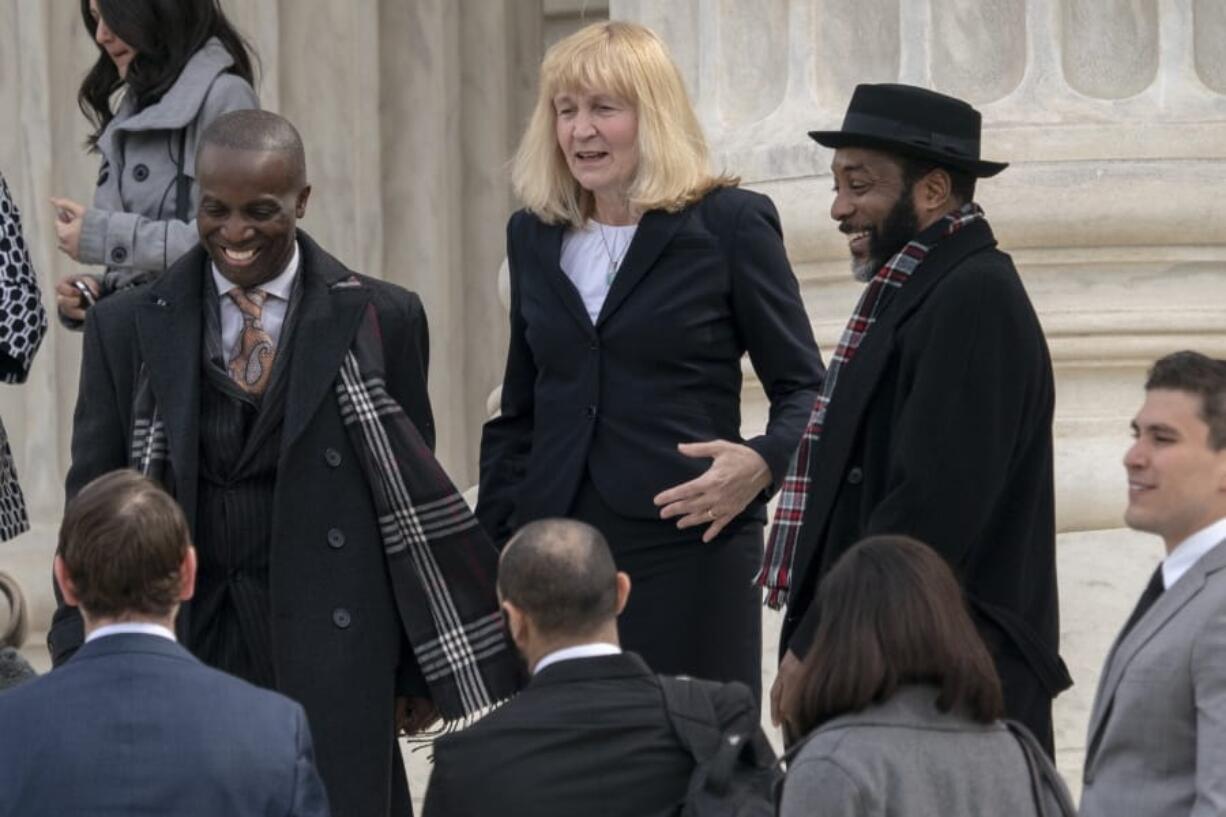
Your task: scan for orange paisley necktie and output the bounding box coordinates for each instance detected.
[227,288,276,396]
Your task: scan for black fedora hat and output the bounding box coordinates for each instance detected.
[809,83,1008,178]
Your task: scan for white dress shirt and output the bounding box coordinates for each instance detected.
[533,642,621,675]
[1162,516,1226,590]
[211,241,301,365]
[86,622,177,643]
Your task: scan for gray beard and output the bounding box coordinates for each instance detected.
[851,256,878,282]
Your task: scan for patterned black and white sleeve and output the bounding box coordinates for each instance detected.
[0,174,48,384]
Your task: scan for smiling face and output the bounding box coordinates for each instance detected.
[829,147,924,282]
[195,144,311,290]
[88,0,136,79]
[1124,389,1226,551]
[554,89,639,219]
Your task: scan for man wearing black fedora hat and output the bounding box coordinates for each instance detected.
[760,83,1070,753]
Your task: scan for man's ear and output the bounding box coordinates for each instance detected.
[53,555,80,608]
[295,185,312,219]
[913,167,953,217]
[502,600,527,645]
[614,571,632,615]
[178,545,197,602]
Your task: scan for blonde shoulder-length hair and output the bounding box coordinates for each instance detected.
[511,21,737,227]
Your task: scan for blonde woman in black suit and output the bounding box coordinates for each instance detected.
[477,21,823,699]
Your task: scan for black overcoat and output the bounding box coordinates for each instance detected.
[782,219,1072,747]
[50,232,434,817]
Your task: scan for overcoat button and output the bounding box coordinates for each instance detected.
[847,467,863,485]
[110,246,128,263]
[327,528,346,549]
[132,164,149,182]
[332,608,352,629]
[585,405,597,418]
[589,340,598,351]
[324,447,342,467]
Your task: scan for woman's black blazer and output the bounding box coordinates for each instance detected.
[477,186,824,543]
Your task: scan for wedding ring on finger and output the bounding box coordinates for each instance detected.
[706,508,716,521]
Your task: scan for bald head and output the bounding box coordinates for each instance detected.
[498,519,619,638]
[198,109,307,186]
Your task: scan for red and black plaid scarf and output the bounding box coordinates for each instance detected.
[756,203,987,608]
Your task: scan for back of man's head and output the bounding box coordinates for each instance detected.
[498,519,619,640]
[1146,351,1226,450]
[58,471,191,621]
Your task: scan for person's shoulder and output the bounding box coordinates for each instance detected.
[204,71,258,105]
[185,659,306,724]
[695,184,772,217]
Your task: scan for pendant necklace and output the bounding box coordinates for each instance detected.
[597,222,630,286]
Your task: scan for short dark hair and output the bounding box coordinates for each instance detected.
[899,157,977,206]
[785,535,1003,735]
[497,519,619,638]
[58,471,191,619]
[198,110,307,185]
[1145,351,1226,450]
[78,0,257,147]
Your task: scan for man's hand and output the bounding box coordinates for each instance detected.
[54,275,101,323]
[654,440,771,543]
[770,649,802,729]
[395,695,441,736]
[50,197,86,262]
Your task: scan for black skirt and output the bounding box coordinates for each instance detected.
[569,478,763,703]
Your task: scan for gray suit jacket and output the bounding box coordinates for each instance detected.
[1081,538,1226,817]
[0,633,329,817]
[780,686,1074,817]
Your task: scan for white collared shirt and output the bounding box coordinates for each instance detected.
[533,642,621,675]
[211,241,301,365]
[85,622,177,643]
[1162,516,1226,590]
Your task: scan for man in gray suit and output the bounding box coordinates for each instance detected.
[1081,351,1226,816]
[0,470,329,817]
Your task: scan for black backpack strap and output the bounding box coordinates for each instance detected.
[175,128,191,222]
[659,674,723,761]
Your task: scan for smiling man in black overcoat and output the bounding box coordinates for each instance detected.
[762,84,1071,753]
[48,110,518,816]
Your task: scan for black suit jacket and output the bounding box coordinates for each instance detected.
[782,220,1071,736]
[423,652,759,817]
[477,187,823,541]
[0,634,328,817]
[51,232,433,817]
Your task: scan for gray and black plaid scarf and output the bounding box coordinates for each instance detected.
[131,299,520,722]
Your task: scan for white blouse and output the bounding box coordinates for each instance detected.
[559,220,638,324]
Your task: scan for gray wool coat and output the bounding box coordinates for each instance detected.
[78,36,258,293]
[779,686,1076,817]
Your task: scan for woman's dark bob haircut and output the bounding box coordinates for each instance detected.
[784,535,1004,736]
[78,0,257,147]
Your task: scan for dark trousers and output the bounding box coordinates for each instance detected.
[570,479,764,703]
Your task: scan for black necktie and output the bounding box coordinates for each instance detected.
[1119,566,1165,641]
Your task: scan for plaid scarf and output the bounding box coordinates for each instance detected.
[131,300,519,722]
[756,202,987,608]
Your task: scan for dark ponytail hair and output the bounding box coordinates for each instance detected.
[78,0,258,148]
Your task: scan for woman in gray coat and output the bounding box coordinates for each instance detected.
[52,0,258,327]
[778,535,1076,817]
